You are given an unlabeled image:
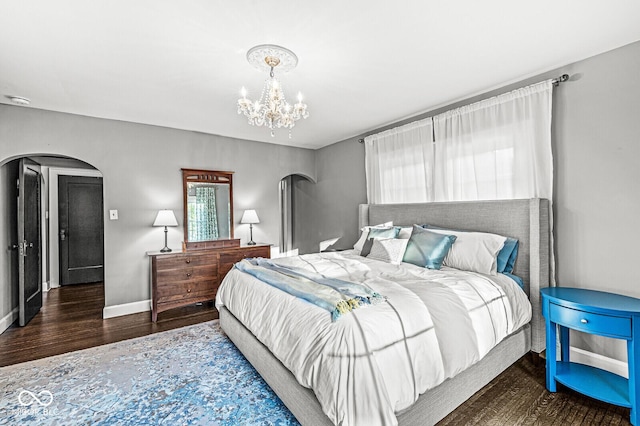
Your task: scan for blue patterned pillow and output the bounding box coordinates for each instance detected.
[402,225,457,269]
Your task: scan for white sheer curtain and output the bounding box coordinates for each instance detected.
[363,80,555,282]
[364,118,434,204]
[433,80,553,201]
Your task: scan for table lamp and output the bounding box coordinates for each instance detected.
[241,209,260,245]
[153,209,178,252]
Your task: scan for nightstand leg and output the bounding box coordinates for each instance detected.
[559,325,570,362]
[629,336,639,425]
[546,321,557,392]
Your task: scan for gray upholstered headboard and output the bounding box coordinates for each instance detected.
[358,198,551,353]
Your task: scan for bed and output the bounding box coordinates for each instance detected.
[216,198,551,425]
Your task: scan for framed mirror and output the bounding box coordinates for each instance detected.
[182,169,236,250]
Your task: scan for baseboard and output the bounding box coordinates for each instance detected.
[0,307,19,334]
[570,346,628,378]
[103,299,151,319]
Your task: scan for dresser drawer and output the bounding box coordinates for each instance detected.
[549,302,631,339]
[219,247,269,264]
[219,246,270,278]
[156,263,217,284]
[154,254,217,271]
[156,278,217,303]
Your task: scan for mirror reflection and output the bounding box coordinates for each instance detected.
[182,169,234,246]
[186,182,231,241]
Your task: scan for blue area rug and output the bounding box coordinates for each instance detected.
[0,320,300,425]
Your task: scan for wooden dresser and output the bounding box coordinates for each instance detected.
[148,242,270,321]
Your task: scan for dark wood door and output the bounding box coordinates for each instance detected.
[59,176,104,285]
[18,158,42,326]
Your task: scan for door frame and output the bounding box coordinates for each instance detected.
[18,158,42,326]
[48,167,103,289]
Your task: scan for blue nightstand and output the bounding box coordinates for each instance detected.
[541,287,640,425]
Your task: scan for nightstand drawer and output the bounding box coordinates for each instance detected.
[549,302,631,339]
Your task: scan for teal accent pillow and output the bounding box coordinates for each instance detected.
[367,226,400,240]
[402,225,457,269]
[497,238,519,274]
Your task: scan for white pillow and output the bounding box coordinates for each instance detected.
[428,228,506,275]
[353,222,393,253]
[366,238,409,265]
[397,226,413,239]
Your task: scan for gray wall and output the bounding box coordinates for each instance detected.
[299,139,367,253]
[310,40,640,361]
[0,106,315,315]
[553,41,640,360]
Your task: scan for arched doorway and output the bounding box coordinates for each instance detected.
[0,154,104,331]
[279,173,315,256]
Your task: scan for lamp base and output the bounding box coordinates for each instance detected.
[160,226,172,252]
[247,223,257,245]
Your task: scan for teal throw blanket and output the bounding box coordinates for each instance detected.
[235,258,385,321]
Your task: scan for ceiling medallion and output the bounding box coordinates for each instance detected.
[237,44,309,138]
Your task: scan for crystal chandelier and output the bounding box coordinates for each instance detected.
[237,45,309,138]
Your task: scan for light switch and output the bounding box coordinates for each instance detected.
[109,210,118,220]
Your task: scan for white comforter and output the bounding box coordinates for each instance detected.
[215,251,531,426]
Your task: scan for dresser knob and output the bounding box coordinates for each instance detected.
[580,319,588,324]
[186,273,192,278]
[186,259,191,264]
[187,288,192,293]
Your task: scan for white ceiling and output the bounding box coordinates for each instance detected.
[1,1,640,150]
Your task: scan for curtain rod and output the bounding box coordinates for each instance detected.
[358,74,570,144]
[552,73,569,86]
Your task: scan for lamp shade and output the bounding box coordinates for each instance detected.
[240,209,260,224]
[153,210,178,227]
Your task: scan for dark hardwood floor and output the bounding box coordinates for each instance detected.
[439,353,631,425]
[0,282,217,367]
